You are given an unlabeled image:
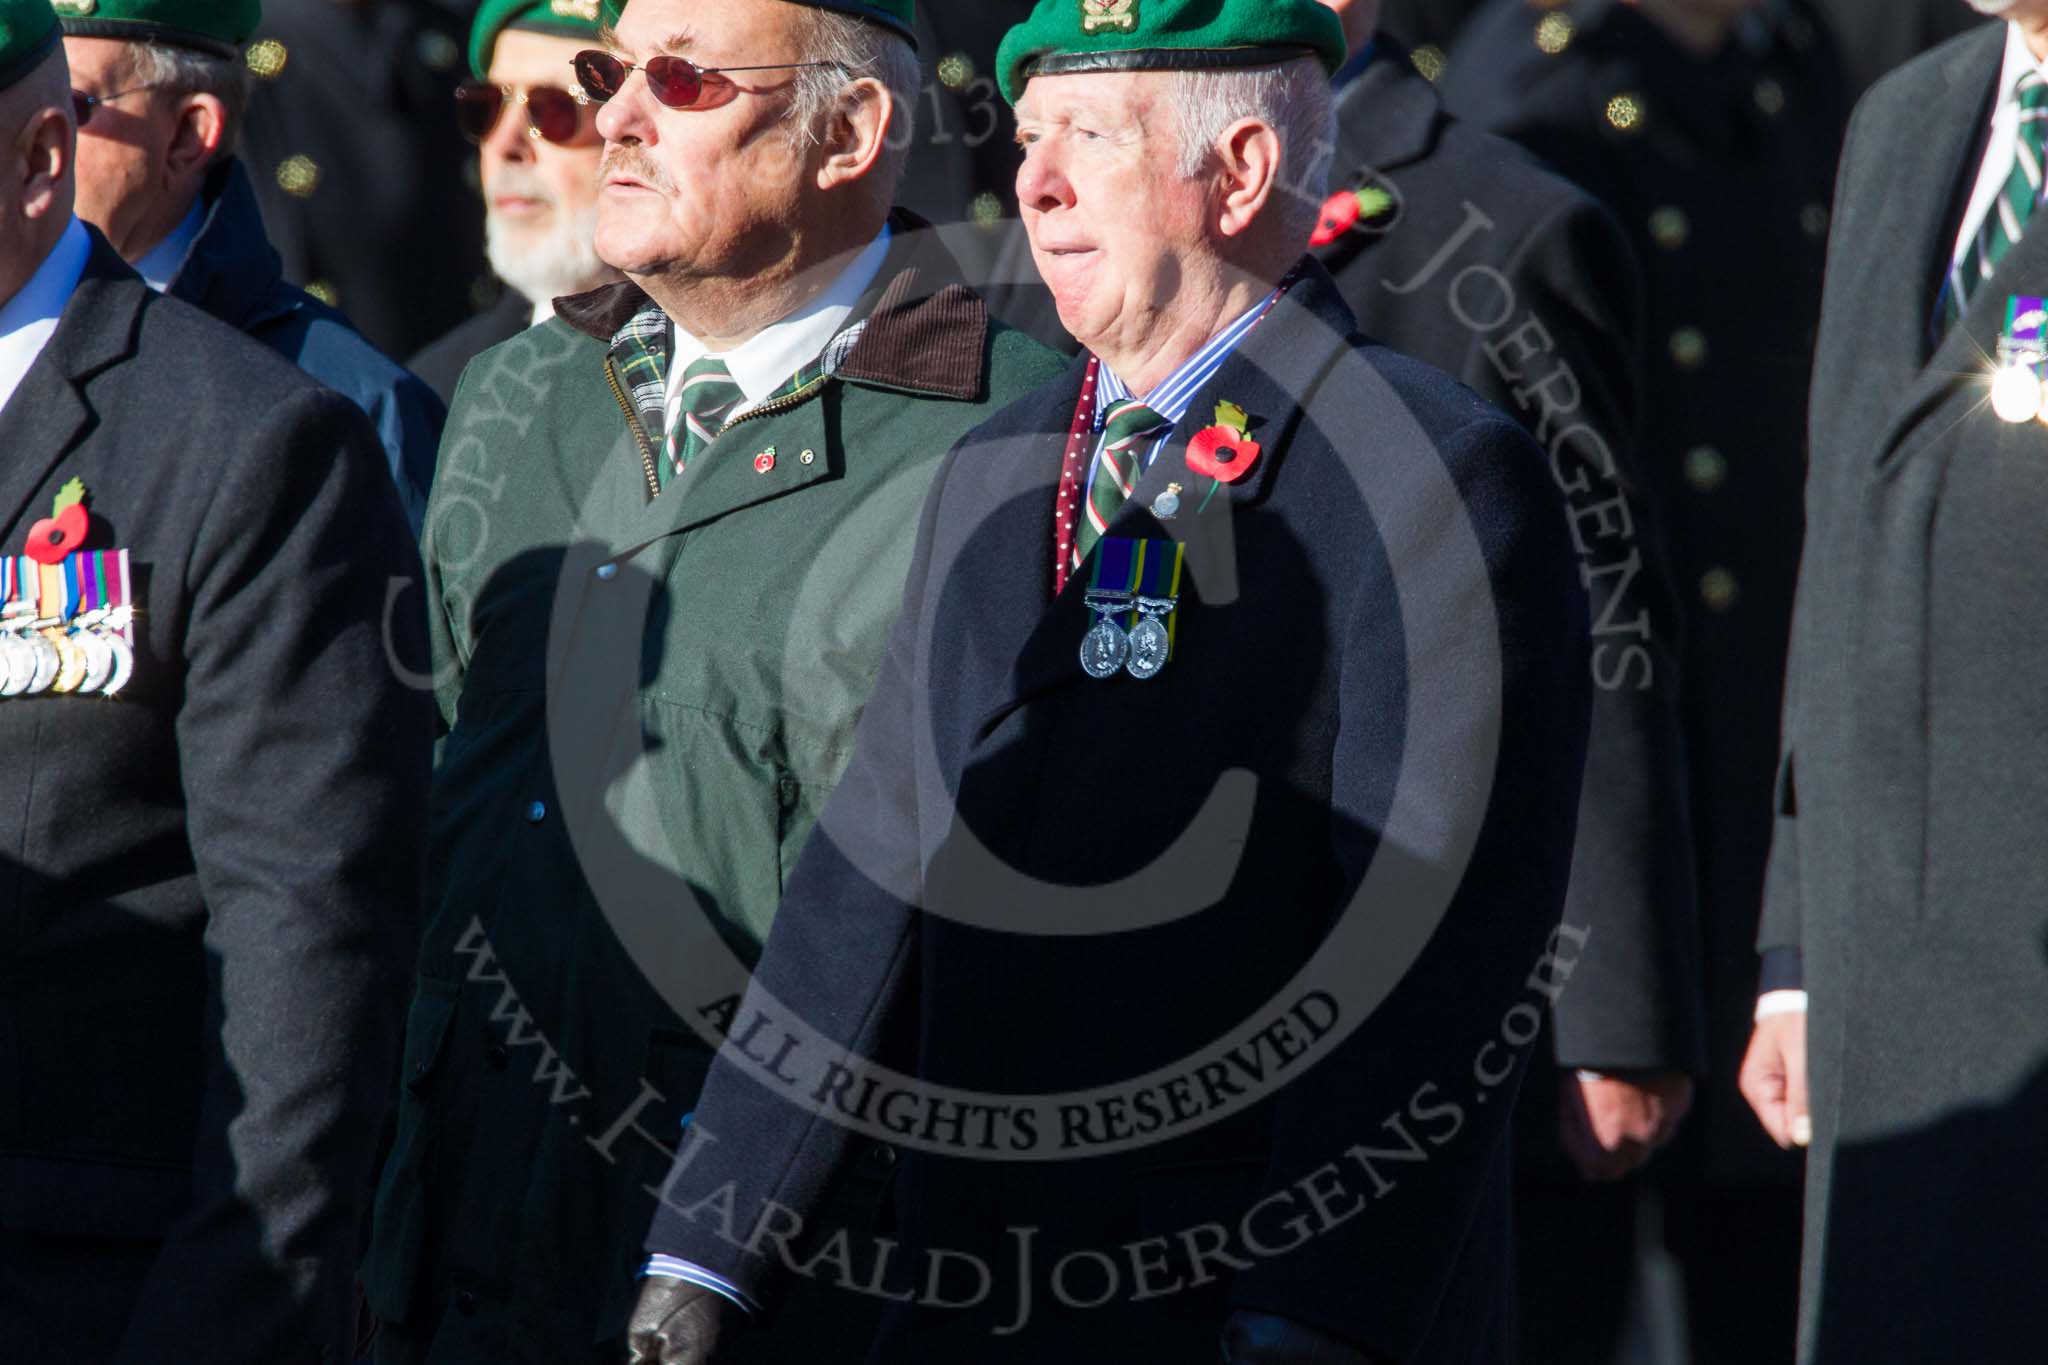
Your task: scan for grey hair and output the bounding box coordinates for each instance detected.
[1164,58,1335,248]
[125,40,251,160]
[784,10,920,207]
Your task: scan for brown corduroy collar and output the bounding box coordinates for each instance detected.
[553,210,991,403]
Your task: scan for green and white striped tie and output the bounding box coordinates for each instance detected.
[1075,399,1172,572]
[1947,70,2048,326]
[661,356,745,489]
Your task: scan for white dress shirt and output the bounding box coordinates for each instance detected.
[663,223,891,420]
[132,198,205,293]
[1948,25,2048,276]
[0,215,92,417]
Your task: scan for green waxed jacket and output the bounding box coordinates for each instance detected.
[362,221,1066,1363]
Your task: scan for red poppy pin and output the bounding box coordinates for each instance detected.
[1187,401,1260,485]
[25,478,90,566]
[1309,185,1399,248]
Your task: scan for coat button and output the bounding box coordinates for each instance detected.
[1648,206,1689,251]
[525,800,547,823]
[1605,92,1648,135]
[455,1288,479,1316]
[1669,327,1708,370]
[596,563,618,581]
[275,153,320,198]
[1754,78,1787,117]
[485,1044,510,1072]
[245,38,287,79]
[1683,445,1727,492]
[1535,11,1574,55]
[936,51,974,90]
[1700,567,1740,612]
[1800,203,1830,240]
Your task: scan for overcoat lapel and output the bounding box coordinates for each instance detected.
[1871,28,2007,471]
[0,236,139,536]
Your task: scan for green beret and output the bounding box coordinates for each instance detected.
[53,0,258,60]
[995,0,1346,104]
[598,0,916,50]
[470,0,601,79]
[0,0,60,93]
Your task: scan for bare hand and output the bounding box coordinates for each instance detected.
[624,1280,727,1365]
[1558,1069,1694,1181]
[1739,1010,1811,1150]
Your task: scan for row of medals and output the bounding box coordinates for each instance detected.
[0,603,135,697]
[1080,591,1175,681]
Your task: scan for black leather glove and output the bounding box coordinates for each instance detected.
[1221,1311,1385,1364]
[624,1279,729,1365]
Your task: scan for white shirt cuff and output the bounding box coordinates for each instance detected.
[1754,989,1809,1021]
[641,1255,759,1314]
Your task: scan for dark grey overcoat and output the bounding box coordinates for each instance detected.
[1764,21,2048,1363]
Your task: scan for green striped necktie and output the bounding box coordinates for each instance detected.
[1075,399,1172,572]
[662,356,745,489]
[1948,69,2048,326]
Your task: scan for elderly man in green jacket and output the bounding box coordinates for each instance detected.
[359,0,1064,1360]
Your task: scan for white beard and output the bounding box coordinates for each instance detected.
[485,195,612,311]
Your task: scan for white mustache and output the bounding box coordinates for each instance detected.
[599,146,676,194]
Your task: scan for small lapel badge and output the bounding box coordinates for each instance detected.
[1152,482,1183,520]
[1991,295,2048,425]
[753,447,777,474]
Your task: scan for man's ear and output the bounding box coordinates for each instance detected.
[1213,116,1282,240]
[163,91,226,184]
[18,104,73,221]
[814,76,894,193]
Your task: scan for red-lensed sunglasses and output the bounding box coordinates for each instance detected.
[454,80,597,146]
[570,49,841,110]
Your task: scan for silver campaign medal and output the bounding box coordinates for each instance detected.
[1124,596,1176,680]
[24,631,60,694]
[75,628,113,693]
[100,634,134,698]
[0,633,33,696]
[1080,591,1133,680]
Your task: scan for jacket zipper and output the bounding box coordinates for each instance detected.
[604,357,662,500]
[718,376,828,431]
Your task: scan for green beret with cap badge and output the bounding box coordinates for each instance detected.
[995,0,1346,104]
[52,0,259,61]
[0,0,59,93]
[469,0,602,79]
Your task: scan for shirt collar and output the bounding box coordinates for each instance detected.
[1094,289,1278,427]
[2002,23,2048,101]
[0,216,90,331]
[1330,37,1379,93]
[670,223,892,405]
[133,197,205,293]
[0,216,93,412]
